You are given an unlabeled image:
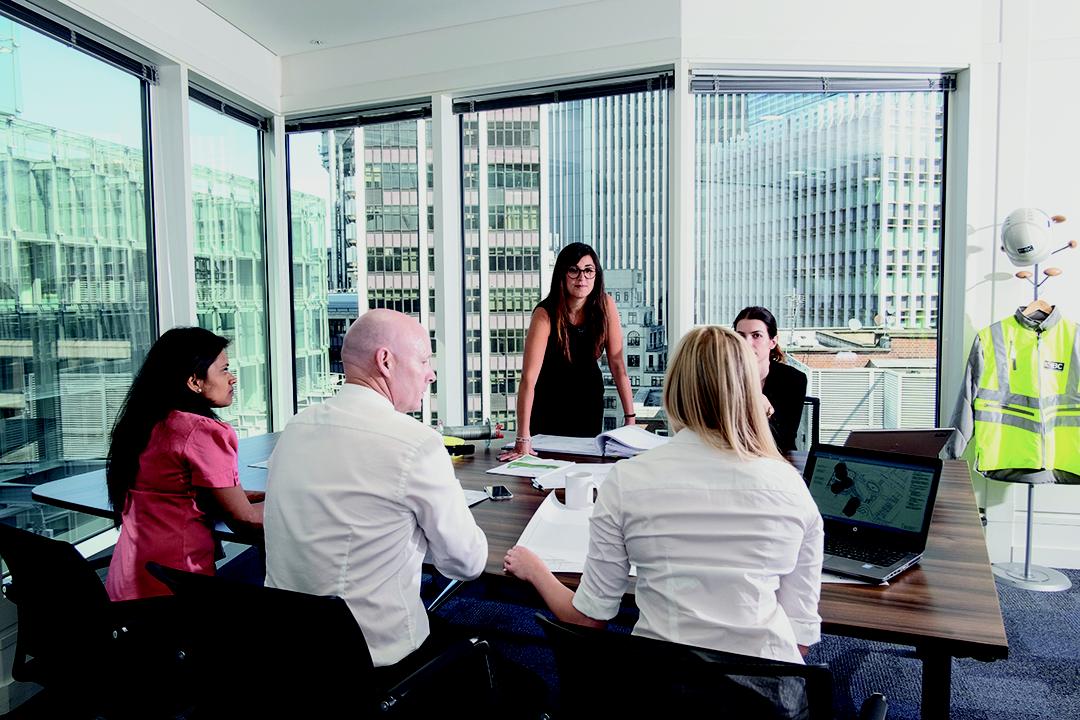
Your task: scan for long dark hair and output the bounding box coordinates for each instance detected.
[733,306,786,363]
[543,243,608,361]
[106,327,229,517]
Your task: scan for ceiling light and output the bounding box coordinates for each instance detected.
[310,39,324,47]
[787,170,805,177]
[0,46,12,54]
[864,176,880,182]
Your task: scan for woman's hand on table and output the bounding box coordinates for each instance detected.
[498,436,539,461]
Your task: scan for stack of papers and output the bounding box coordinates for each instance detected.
[596,425,670,456]
[524,435,606,456]
[515,426,671,458]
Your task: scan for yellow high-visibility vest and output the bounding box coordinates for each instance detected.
[972,310,1080,474]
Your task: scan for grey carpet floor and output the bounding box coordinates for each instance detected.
[435,568,1080,719]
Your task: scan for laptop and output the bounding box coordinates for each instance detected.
[844,428,956,458]
[803,444,943,583]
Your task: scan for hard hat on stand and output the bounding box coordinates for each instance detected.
[1001,208,1055,266]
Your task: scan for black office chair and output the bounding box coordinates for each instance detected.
[536,613,887,720]
[147,562,497,717]
[0,524,189,718]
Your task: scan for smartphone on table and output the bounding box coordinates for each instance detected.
[485,484,513,501]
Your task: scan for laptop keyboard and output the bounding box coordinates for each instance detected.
[825,537,909,567]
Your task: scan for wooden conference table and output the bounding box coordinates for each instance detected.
[33,434,1006,719]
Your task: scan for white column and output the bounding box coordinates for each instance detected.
[151,63,196,329]
[478,113,492,424]
[669,59,695,342]
[355,127,369,310]
[417,118,432,426]
[432,94,464,424]
[263,114,295,429]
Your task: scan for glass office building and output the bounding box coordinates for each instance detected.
[694,89,945,443]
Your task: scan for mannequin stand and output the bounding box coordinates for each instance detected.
[992,482,1072,591]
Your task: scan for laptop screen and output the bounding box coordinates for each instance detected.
[805,446,939,534]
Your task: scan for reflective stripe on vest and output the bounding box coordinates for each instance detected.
[972,315,1080,474]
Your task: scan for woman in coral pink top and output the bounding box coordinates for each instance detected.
[105,327,264,601]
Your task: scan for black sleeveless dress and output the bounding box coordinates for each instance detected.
[530,301,604,438]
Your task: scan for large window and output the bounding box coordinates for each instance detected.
[286,118,437,421]
[693,82,947,444]
[0,15,152,544]
[462,88,669,431]
[189,97,269,436]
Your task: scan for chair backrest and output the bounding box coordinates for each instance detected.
[536,613,833,719]
[798,395,821,450]
[148,562,376,716]
[0,523,115,686]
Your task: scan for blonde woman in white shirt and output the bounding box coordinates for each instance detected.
[504,325,824,663]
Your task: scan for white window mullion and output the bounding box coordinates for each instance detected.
[151,64,197,329]
[432,94,464,424]
[263,115,295,427]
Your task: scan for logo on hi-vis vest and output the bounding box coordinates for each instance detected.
[1044,360,1065,371]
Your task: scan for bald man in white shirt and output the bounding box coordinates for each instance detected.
[264,309,487,675]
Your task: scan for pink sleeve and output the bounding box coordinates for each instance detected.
[185,420,240,489]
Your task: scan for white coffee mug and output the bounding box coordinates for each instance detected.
[565,471,599,510]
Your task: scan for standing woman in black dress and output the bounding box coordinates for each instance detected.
[734,306,808,453]
[499,243,635,460]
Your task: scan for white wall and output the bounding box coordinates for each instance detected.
[681,0,980,69]
[47,0,280,112]
[960,0,1080,567]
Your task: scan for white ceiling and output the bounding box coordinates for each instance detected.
[197,0,597,56]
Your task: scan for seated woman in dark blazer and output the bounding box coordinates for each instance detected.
[734,306,808,453]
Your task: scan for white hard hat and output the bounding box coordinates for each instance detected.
[1001,208,1054,267]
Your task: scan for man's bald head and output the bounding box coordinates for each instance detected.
[341,309,434,412]
[342,309,420,376]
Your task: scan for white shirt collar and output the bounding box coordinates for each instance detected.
[338,382,394,410]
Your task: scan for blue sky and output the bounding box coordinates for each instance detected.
[11,24,143,147]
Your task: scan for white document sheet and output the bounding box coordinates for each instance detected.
[517,493,593,573]
[516,492,636,576]
[462,488,488,507]
[486,457,575,480]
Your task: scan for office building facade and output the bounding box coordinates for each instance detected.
[694,91,943,331]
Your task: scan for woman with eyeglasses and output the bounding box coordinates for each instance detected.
[499,242,635,460]
[105,327,264,601]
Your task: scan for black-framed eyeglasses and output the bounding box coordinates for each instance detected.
[566,266,596,279]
